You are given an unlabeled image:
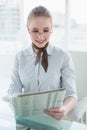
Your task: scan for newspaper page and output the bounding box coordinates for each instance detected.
[11,88,66,117]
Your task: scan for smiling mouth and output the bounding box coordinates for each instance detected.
[36,40,46,44]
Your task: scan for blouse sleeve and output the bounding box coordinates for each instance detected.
[8,53,23,97]
[61,52,78,100]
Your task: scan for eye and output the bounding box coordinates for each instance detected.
[43,29,49,33]
[32,30,39,33]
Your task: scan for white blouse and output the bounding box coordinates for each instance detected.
[8,44,77,99]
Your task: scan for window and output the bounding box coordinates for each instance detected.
[69,0,87,51]
[0,0,23,54]
[24,0,87,51]
[1,0,86,54]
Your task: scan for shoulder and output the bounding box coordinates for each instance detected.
[15,46,32,61]
[49,45,71,59]
[51,46,74,69]
[48,45,73,67]
[17,48,29,57]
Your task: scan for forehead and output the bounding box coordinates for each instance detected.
[28,16,52,28]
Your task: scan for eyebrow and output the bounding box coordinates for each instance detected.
[32,27,50,30]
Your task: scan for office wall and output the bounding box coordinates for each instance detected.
[70,51,87,98]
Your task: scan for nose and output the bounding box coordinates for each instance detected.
[38,33,44,39]
[38,32,43,35]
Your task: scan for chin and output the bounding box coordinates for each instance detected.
[36,43,47,48]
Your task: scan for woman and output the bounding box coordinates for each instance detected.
[8,5,77,129]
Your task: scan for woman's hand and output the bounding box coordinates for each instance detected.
[44,106,67,120]
[44,97,77,120]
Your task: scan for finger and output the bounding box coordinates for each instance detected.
[48,107,65,113]
[50,113,64,120]
[44,110,64,118]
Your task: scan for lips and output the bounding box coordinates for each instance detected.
[36,40,46,44]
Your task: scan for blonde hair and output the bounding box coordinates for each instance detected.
[27,5,52,27]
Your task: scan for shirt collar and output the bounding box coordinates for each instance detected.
[28,44,54,56]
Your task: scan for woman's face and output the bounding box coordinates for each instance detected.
[28,16,52,48]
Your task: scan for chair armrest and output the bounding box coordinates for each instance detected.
[67,97,87,122]
[2,93,10,102]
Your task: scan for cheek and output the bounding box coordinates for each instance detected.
[47,35,51,40]
[30,36,35,42]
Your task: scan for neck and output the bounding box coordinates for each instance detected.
[32,43,49,53]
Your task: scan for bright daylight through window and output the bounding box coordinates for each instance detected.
[69,0,87,51]
[0,0,87,54]
[0,0,22,54]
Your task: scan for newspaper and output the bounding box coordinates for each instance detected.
[11,88,66,117]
